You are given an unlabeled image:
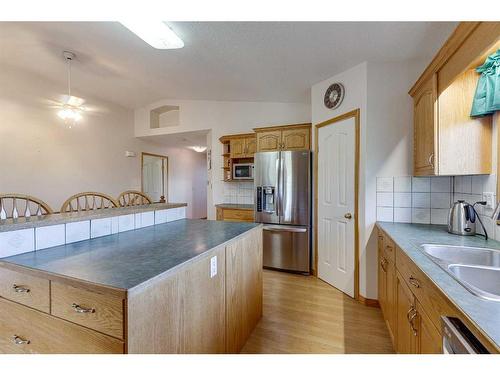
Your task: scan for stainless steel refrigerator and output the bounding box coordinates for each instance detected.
[254,150,311,274]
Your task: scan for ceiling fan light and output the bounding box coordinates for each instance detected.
[190,146,207,153]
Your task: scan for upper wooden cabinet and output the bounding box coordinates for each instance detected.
[254,123,311,152]
[409,22,499,176]
[229,135,256,158]
[413,75,437,175]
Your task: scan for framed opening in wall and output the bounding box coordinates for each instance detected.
[141,152,168,203]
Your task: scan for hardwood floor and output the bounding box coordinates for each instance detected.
[241,270,395,354]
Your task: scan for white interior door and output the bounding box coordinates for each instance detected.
[317,116,356,297]
[143,155,164,202]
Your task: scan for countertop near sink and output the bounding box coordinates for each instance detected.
[0,219,260,291]
[377,222,500,351]
[215,204,254,211]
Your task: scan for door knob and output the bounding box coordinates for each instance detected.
[344,213,352,219]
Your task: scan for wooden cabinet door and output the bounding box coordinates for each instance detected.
[216,207,224,221]
[416,302,442,354]
[256,130,282,152]
[378,247,387,316]
[245,137,257,156]
[413,75,437,176]
[230,138,246,158]
[396,272,417,354]
[385,258,396,344]
[281,127,310,150]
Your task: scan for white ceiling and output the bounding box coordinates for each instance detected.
[0,22,457,109]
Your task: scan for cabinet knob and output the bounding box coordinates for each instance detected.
[12,335,30,345]
[72,303,96,314]
[12,284,30,293]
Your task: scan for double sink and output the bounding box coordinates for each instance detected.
[421,244,500,301]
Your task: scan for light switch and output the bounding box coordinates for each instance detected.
[210,256,217,278]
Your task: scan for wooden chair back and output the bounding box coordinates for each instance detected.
[0,193,53,219]
[117,190,153,207]
[60,192,119,213]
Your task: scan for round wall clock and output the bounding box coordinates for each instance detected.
[324,83,345,109]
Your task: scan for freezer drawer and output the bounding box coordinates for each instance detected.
[263,225,310,273]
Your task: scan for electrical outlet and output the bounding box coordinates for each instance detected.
[210,256,217,278]
[483,192,495,209]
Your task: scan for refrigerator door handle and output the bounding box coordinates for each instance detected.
[279,152,284,222]
[263,225,308,233]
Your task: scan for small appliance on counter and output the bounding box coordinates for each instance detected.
[448,200,488,239]
[254,150,311,274]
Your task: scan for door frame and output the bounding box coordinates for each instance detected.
[313,109,360,301]
[141,152,169,203]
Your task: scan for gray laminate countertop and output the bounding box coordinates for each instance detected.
[215,204,254,211]
[377,222,500,351]
[0,219,260,291]
[0,202,187,233]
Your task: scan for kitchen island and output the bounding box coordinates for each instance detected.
[0,219,263,354]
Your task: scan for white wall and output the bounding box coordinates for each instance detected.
[135,99,311,219]
[311,61,426,299]
[163,147,207,219]
[0,65,171,211]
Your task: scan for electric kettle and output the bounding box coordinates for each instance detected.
[448,200,476,236]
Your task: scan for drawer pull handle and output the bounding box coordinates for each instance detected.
[72,303,95,314]
[12,284,30,293]
[409,276,420,288]
[12,335,30,345]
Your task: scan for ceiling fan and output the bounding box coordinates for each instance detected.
[50,51,86,128]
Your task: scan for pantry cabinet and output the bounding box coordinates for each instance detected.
[254,124,311,152]
[409,22,499,176]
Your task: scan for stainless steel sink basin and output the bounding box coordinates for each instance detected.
[448,265,500,301]
[420,244,500,302]
[421,244,500,267]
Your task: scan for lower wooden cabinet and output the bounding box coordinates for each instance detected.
[378,227,494,354]
[395,271,417,354]
[0,297,124,354]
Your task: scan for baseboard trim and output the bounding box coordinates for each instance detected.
[358,295,380,308]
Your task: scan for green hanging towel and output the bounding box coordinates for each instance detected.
[470,49,500,117]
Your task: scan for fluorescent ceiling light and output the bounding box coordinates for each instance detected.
[121,21,184,49]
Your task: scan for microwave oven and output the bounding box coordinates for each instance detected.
[233,163,254,180]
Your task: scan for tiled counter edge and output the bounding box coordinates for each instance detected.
[0,206,187,258]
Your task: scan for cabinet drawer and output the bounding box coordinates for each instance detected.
[0,298,123,354]
[395,247,454,331]
[51,282,124,339]
[223,209,254,222]
[0,267,50,313]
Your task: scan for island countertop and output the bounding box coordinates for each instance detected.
[377,222,500,351]
[0,219,260,291]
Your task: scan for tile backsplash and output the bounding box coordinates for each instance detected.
[377,174,499,239]
[223,181,254,204]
